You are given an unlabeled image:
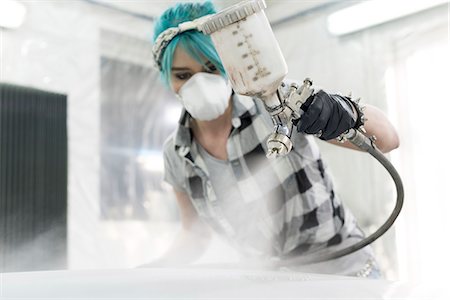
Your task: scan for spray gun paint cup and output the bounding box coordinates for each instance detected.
[201,0,288,108]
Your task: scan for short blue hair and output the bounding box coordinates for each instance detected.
[153,1,226,87]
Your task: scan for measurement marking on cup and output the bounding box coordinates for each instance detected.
[235,24,270,82]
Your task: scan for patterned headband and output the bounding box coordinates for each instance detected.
[152,14,214,70]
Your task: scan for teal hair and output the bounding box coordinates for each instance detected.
[153,1,226,87]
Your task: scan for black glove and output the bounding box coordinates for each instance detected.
[295,90,357,140]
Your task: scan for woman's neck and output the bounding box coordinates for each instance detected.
[190,99,233,161]
[191,99,233,138]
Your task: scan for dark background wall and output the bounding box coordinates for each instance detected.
[0,83,67,272]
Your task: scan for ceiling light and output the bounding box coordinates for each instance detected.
[0,0,26,29]
[327,0,447,36]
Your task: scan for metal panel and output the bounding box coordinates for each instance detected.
[0,83,68,272]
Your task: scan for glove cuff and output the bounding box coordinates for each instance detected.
[344,96,366,130]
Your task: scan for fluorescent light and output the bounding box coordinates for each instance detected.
[0,0,26,29]
[327,0,447,36]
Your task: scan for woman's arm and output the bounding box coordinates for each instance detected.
[327,104,400,153]
[138,189,212,267]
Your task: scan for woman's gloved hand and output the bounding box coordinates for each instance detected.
[295,90,358,140]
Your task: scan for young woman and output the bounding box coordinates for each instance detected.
[145,1,399,278]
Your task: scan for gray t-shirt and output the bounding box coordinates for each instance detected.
[196,143,241,220]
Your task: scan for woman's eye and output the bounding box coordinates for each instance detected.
[206,64,217,72]
[175,73,191,80]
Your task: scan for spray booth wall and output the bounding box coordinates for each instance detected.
[1,0,449,281]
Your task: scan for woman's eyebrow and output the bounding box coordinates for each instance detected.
[171,66,192,71]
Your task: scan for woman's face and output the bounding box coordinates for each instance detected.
[170,45,221,93]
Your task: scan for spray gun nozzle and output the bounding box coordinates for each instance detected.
[266,149,279,159]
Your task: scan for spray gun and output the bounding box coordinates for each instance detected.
[196,0,404,266]
[201,0,306,158]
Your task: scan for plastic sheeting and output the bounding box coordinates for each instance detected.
[99,31,180,220]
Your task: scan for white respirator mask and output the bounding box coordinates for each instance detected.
[177,72,232,121]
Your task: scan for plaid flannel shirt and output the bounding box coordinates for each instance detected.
[163,92,362,259]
